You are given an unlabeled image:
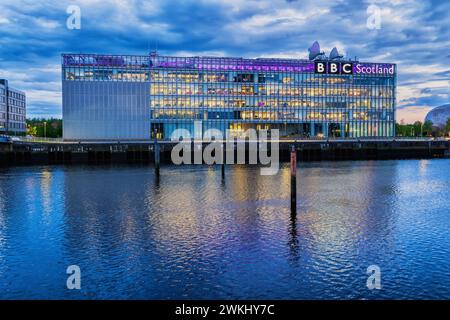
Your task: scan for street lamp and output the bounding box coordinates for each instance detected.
[43,121,47,138]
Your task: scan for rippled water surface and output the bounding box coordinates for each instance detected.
[1,159,450,299]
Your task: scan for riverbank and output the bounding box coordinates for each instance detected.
[1,139,448,166]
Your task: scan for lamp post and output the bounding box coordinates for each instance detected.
[43,121,47,138]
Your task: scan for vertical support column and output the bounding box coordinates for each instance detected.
[310,123,315,138]
[290,144,297,215]
[154,129,160,176]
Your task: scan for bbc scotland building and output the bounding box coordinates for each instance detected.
[0,79,27,134]
[62,46,396,140]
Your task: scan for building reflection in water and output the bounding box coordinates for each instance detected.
[1,159,449,299]
[293,161,404,295]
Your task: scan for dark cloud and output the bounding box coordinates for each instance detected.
[0,0,448,120]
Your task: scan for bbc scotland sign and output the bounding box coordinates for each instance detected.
[315,61,353,74]
[314,61,395,75]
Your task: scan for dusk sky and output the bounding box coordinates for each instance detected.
[0,0,449,123]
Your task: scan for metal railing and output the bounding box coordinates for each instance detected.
[6,135,446,145]
[12,136,64,143]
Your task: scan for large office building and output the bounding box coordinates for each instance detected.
[62,44,396,140]
[0,79,27,134]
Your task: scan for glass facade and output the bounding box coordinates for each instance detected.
[62,53,396,140]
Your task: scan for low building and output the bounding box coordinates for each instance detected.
[0,79,27,134]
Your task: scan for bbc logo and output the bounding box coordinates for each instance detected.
[314,61,353,74]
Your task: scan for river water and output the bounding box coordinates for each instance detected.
[0,159,449,299]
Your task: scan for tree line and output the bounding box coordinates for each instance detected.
[396,119,450,137]
[22,118,450,138]
[26,118,62,138]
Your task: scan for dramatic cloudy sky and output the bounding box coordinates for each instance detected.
[0,0,449,122]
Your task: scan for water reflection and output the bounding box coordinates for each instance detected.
[287,213,299,264]
[0,160,450,299]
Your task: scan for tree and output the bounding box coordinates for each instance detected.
[25,118,63,138]
[396,121,436,137]
[26,123,37,136]
[413,121,422,137]
[446,118,450,137]
[423,120,433,136]
[395,123,403,136]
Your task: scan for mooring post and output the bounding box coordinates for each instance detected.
[221,140,225,179]
[290,144,297,215]
[154,129,160,176]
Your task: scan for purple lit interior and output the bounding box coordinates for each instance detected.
[62,54,394,74]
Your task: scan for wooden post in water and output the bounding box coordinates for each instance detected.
[154,129,160,176]
[221,141,225,179]
[290,144,297,215]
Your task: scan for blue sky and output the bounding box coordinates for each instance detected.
[0,0,449,123]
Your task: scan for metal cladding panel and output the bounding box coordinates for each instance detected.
[63,81,151,140]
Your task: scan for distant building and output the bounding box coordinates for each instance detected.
[425,104,450,128]
[0,79,27,134]
[61,46,396,140]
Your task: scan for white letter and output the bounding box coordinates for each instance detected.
[171,141,192,165]
[203,128,223,164]
[66,265,81,290]
[366,265,381,290]
[66,5,81,30]
[367,5,381,30]
[317,63,325,73]
[171,128,192,165]
[388,65,394,74]
[342,63,352,74]
[225,134,235,165]
[330,63,338,73]
[260,129,279,176]
[203,141,222,165]
[246,128,258,164]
